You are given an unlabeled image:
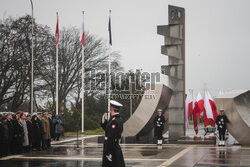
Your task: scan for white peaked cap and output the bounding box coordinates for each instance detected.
[110,100,123,107]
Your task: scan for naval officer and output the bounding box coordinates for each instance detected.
[153,109,166,145]
[216,109,229,146]
[101,100,125,167]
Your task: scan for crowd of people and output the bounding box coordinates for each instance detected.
[0,111,65,157]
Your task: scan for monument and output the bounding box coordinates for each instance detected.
[122,84,172,143]
[157,5,186,141]
[215,90,250,146]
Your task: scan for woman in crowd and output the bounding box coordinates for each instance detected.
[31,115,42,151]
[53,115,62,141]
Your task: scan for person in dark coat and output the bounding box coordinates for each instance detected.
[53,115,62,141]
[31,115,42,151]
[153,109,166,145]
[0,116,9,157]
[36,112,44,150]
[48,112,54,148]
[216,109,229,146]
[42,112,50,150]
[26,114,33,151]
[14,117,24,154]
[59,112,65,136]
[6,113,15,154]
[101,100,125,167]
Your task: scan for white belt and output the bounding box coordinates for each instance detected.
[104,137,119,142]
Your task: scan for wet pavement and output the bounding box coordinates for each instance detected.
[0,135,250,167]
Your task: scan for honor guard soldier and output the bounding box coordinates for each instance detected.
[216,109,229,146]
[101,100,125,167]
[153,109,166,145]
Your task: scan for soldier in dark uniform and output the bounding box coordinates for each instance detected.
[101,100,125,167]
[216,109,229,146]
[153,109,166,145]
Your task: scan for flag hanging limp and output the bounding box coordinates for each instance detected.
[55,13,59,46]
[80,12,85,46]
[194,92,204,119]
[203,90,218,127]
[108,11,112,46]
[185,90,194,128]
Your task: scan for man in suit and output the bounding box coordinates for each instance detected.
[36,112,43,150]
[6,113,15,154]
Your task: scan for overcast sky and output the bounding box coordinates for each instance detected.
[1,0,250,96]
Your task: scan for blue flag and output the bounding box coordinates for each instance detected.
[108,16,112,45]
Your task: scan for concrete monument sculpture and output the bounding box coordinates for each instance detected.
[122,84,172,143]
[157,5,186,141]
[215,90,250,146]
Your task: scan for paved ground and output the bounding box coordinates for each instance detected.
[0,135,250,167]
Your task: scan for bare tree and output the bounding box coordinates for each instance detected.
[37,27,123,112]
[0,15,54,112]
[0,15,123,113]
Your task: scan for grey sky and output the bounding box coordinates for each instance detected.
[1,0,250,96]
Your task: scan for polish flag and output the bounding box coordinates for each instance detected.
[185,90,194,118]
[185,90,194,128]
[193,92,204,134]
[193,110,198,134]
[194,92,204,119]
[203,90,218,127]
[55,13,59,46]
[80,12,85,46]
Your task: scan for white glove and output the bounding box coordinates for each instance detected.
[106,154,112,162]
[102,113,107,123]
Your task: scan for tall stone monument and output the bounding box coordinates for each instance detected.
[157,5,185,141]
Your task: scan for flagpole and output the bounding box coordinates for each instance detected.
[107,10,111,120]
[129,76,132,117]
[56,12,59,115]
[30,0,34,115]
[81,11,85,133]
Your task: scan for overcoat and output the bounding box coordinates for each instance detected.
[101,114,125,167]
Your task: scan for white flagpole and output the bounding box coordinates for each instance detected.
[129,76,132,117]
[30,0,34,115]
[81,11,85,133]
[107,10,111,120]
[56,12,59,115]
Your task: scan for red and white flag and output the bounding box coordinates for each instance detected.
[55,13,59,46]
[193,92,204,134]
[185,90,194,128]
[194,92,204,119]
[203,90,218,127]
[193,109,198,134]
[80,13,85,46]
